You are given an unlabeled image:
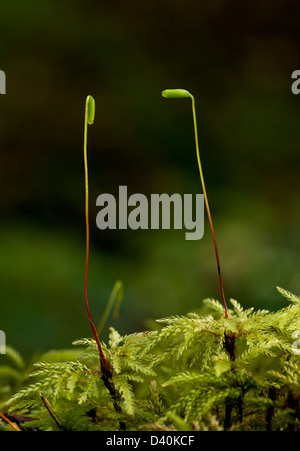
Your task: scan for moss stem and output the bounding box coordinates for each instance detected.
[190,96,229,319]
[83,96,124,429]
[83,96,108,366]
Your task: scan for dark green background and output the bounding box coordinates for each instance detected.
[0,0,299,356]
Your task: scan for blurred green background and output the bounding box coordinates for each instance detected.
[0,0,299,357]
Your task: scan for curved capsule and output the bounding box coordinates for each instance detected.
[86,95,95,125]
[161,89,192,99]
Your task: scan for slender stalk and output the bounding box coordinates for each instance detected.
[0,412,21,432]
[83,96,124,429]
[190,95,229,319]
[40,393,62,429]
[83,96,109,366]
[97,280,124,336]
[223,331,236,429]
[161,89,229,318]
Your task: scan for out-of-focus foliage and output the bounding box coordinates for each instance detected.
[1,288,300,431]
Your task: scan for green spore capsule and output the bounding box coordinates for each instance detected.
[161,89,192,99]
[86,95,95,125]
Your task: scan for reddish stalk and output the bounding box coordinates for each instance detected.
[83,96,109,369]
[0,412,21,432]
[190,96,230,319]
[162,89,230,318]
[40,393,62,429]
[83,96,124,429]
